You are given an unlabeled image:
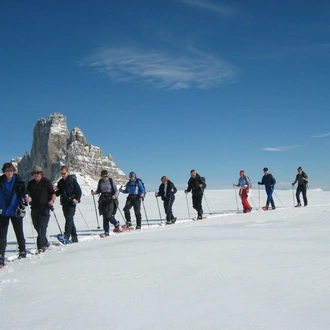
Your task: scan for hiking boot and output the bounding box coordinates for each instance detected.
[0,255,4,266]
[272,207,276,210]
[248,207,252,212]
[166,220,172,225]
[126,221,132,227]
[104,232,109,237]
[71,236,78,243]
[135,226,141,230]
[295,203,301,208]
[197,215,203,220]
[18,250,27,259]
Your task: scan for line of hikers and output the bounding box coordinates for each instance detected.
[0,162,308,266]
[233,167,309,213]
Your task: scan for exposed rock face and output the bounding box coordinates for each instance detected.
[15,113,127,194]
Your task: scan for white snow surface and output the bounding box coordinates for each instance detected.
[1,189,330,330]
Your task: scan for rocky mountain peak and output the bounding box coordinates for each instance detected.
[15,113,127,194]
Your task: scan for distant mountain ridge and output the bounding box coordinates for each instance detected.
[12,113,128,194]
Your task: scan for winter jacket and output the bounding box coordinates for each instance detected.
[237,176,251,188]
[157,180,177,201]
[295,172,308,186]
[0,174,26,217]
[186,174,204,195]
[56,175,82,203]
[121,179,145,197]
[27,177,55,208]
[260,174,276,188]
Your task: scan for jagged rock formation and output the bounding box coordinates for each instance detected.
[14,113,128,194]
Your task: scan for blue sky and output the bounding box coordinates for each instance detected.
[2,0,330,191]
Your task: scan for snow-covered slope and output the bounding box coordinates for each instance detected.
[1,189,330,329]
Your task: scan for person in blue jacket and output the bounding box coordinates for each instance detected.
[0,163,30,266]
[119,172,145,229]
[155,176,177,224]
[258,167,276,210]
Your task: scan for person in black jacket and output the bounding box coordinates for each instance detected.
[292,166,308,207]
[54,166,82,242]
[184,169,206,219]
[155,176,177,225]
[27,166,56,253]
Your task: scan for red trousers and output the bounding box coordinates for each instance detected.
[239,187,251,213]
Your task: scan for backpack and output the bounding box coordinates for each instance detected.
[201,176,207,190]
[127,178,146,195]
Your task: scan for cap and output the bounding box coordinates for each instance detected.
[239,170,245,175]
[129,171,136,178]
[30,165,43,176]
[263,167,268,172]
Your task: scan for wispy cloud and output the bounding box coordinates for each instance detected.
[80,47,237,90]
[177,0,236,15]
[311,132,330,138]
[262,146,299,152]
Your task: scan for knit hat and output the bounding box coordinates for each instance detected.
[297,167,302,171]
[30,165,43,176]
[263,167,268,172]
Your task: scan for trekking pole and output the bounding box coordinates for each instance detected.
[249,195,257,209]
[258,185,260,210]
[27,205,39,255]
[77,205,94,238]
[200,187,211,214]
[273,191,284,207]
[185,192,191,219]
[292,185,295,207]
[233,186,239,210]
[155,195,163,224]
[50,206,69,245]
[141,198,149,227]
[91,192,101,229]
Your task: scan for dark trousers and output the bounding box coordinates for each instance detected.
[123,197,142,227]
[62,203,77,238]
[31,206,50,250]
[0,216,26,257]
[265,187,275,208]
[192,193,203,217]
[101,198,118,232]
[296,185,308,206]
[164,197,175,221]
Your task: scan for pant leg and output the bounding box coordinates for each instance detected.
[302,186,308,206]
[0,216,10,257]
[63,204,77,237]
[32,207,50,249]
[192,194,203,217]
[123,198,133,222]
[133,198,142,227]
[103,216,110,232]
[296,186,302,204]
[10,216,26,252]
[240,188,251,212]
[164,198,174,221]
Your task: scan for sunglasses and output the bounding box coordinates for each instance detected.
[33,171,41,175]
[60,172,67,176]
[5,170,13,173]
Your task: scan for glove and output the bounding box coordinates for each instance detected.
[291,183,294,186]
[258,182,262,185]
[16,204,26,218]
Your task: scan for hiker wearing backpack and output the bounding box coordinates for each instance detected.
[292,166,308,207]
[184,169,206,219]
[54,166,82,243]
[233,170,252,213]
[0,163,30,266]
[155,176,177,224]
[258,167,276,210]
[91,170,120,235]
[119,172,145,229]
